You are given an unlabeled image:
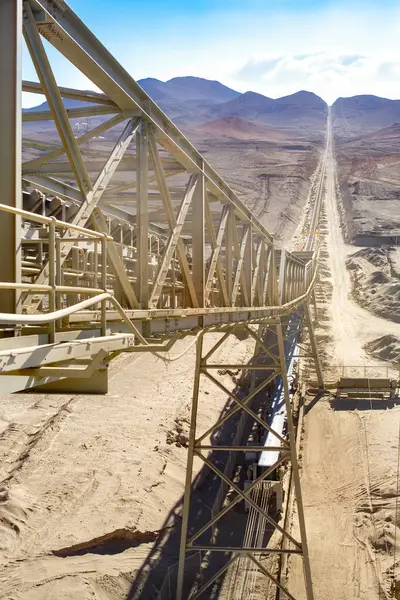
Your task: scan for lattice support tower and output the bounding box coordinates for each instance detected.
[176,307,322,600]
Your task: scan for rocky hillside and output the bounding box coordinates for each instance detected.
[332,95,400,140]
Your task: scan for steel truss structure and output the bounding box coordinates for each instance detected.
[176,317,318,600]
[0,0,321,391]
[0,1,324,598]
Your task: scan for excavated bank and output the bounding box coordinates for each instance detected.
[346,246,400,324]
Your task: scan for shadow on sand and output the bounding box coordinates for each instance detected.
[128,361,268,600]
[329,397,400,411]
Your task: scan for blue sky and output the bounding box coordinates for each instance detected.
[23,0,400,106]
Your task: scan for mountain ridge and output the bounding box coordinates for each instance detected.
[23,76,400,139]
[332,94,400,138]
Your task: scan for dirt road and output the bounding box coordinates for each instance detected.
[288,114,400,600]
[324,114,400,370]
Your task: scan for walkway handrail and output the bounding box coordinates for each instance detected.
[0,203,112,240]
[0,291,148,345]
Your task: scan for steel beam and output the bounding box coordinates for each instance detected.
[23,2,92,195]
[150,175,199,308]
[205,199,228,305]
[192,168,205,307]
[0,0,22,314]
[136,120,149,309]
[149,132,198,308]
[22,156,182,175]
[92,208,139,308]
[204,204,229,304]
[22,104,122,121]
[22,79,117,106]
[0,333,135,372]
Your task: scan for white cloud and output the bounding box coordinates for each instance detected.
[232,53,400,103]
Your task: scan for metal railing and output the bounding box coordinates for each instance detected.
[0,202,321,336]
[0,203,148,343]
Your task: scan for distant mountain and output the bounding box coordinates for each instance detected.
[137,76,241,118]
[23,97,90,112]
[276,90,327,110]
[176,88,327,133]
[23,77,328,136]
[332,95,400,139]
[138,76,240,103]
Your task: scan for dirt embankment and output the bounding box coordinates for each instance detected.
[333,124,400,243]
[346,246,400,324]
[329,123,400,367]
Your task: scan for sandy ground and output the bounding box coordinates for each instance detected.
[333,124,400,241]
[346,247,400,325]
[0,334,255,599]
[288,116,400,600]
[289,396,400,600]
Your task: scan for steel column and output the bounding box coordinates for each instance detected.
[304,302,324,389]
[176,333,204,600]
[276,321,315,600]
[175,323,314,599]
[0,0,22,314]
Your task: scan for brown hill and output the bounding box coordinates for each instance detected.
[194,116,296,141]
[332,95,400,140]
[338,122,400,154]
[177,90,327,137]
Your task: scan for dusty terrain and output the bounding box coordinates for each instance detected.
[332,99,400,243]
[16,77,400,600]
[186,126,320,245]
[322,134,400,371]
[0,334,255,599]
[290,396,400,600]
[287,112,400,600]
[347,246,400,324]
[329,100,400,368]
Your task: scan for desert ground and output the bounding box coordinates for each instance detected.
[6,77,400,600]
[287,110,400,600]
[8,110,326,599]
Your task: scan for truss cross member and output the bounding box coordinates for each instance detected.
[304,302,324,389]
